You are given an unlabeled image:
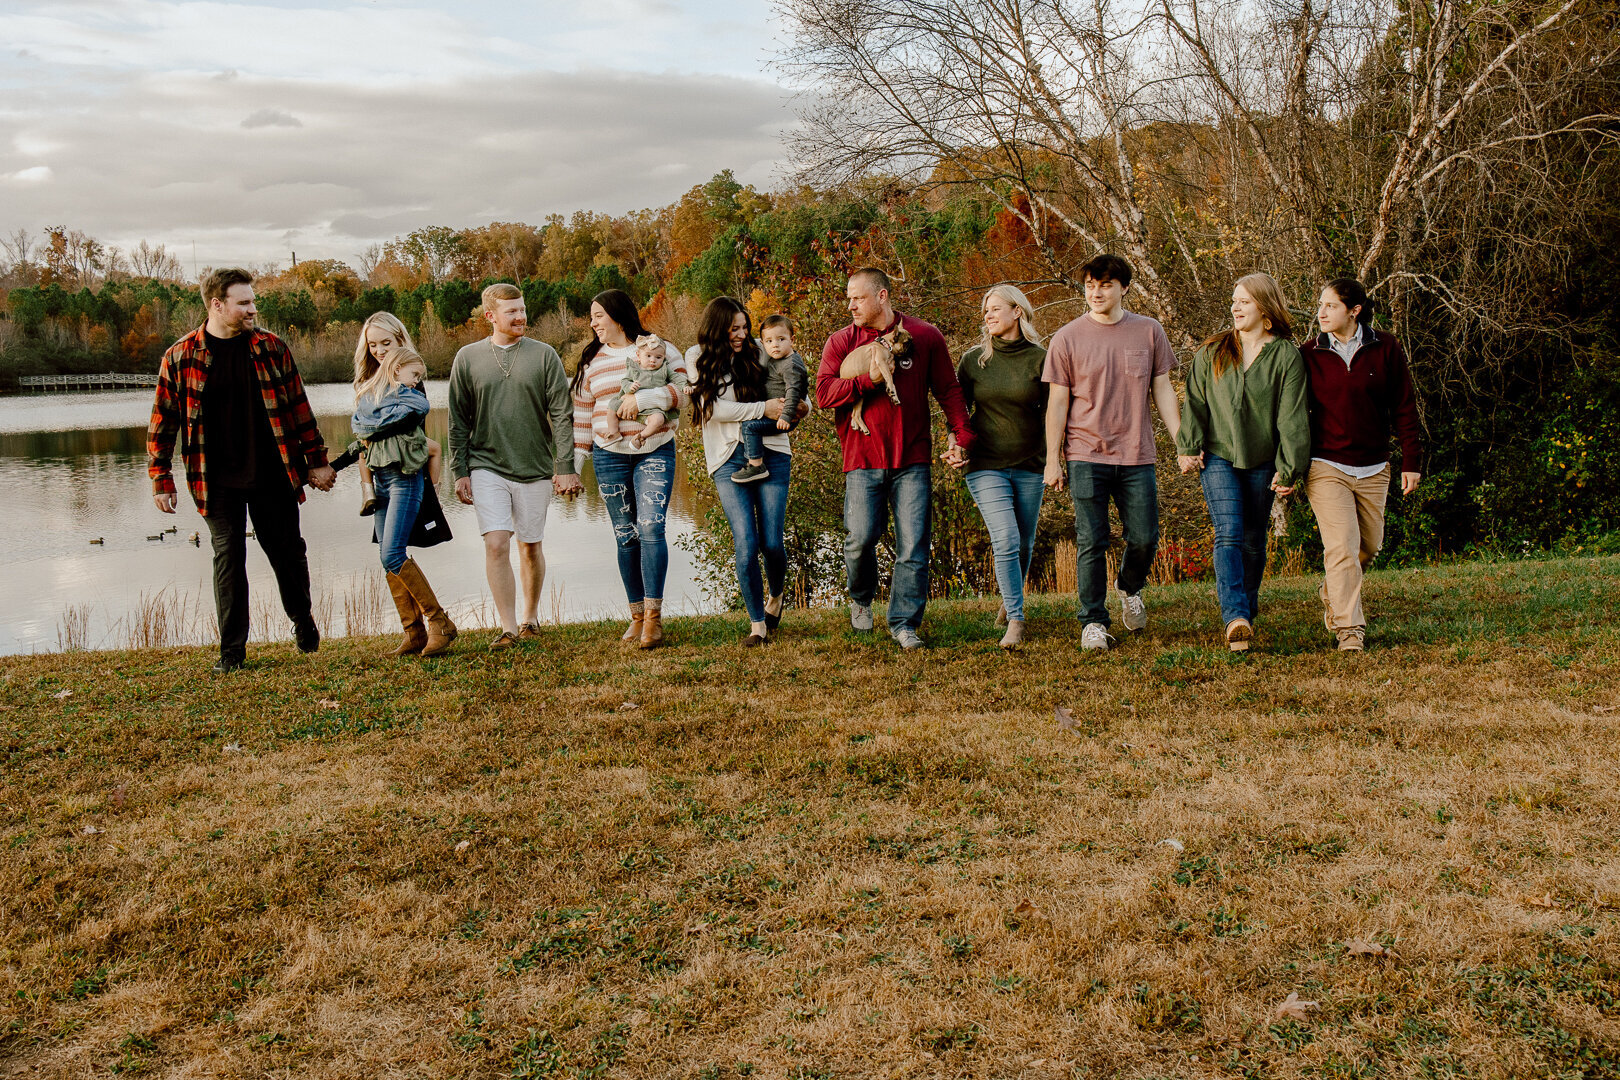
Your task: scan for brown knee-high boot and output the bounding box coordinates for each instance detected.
[639,598,663,649]
[396,558,457,657]
[384,571,427,657]
[621,601,645,643]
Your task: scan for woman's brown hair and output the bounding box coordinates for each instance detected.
[1200,273,1293,378]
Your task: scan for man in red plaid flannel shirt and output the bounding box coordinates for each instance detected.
[148,267,336,673]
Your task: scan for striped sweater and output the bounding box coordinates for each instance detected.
[571,339,689,473]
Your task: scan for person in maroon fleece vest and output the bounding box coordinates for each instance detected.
[815,268,975,650]
[1301,277,1422,652]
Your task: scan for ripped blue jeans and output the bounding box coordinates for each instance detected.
[592,440,675,603]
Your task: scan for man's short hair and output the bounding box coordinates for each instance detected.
[760,314,795,335]
[849,267,891,295]
[1080,254,1133,289]
[200,267,253,306]
[481,282,523,313]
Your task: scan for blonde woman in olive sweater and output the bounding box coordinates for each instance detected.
[1176,273,1309,652]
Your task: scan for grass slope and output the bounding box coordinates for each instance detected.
[2,557,1619,1079]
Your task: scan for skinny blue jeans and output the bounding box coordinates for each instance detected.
[593,441,675,604]
[1068,461,1160,627]
[844,464,931,632]
[1199,454,1274,625]
[371,465,423,574]
[713,445,791,622]
[963,467,1044,622]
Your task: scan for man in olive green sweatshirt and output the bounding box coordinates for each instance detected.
[449,283,583,649]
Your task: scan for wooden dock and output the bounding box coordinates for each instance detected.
[18,374,159,393]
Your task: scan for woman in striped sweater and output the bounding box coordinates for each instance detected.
[571,289,689,648]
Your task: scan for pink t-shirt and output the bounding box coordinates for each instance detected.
[1042,311,1177,464]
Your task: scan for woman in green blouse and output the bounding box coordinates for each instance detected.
[947,284,1047,649]
[1176,273,1309,652]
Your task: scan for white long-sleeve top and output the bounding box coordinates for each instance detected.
[686,344,795,476]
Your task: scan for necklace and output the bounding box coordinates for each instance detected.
[491,339,517,379]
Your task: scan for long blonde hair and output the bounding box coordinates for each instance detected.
[356,344,426,406]
[1202,272,1294,378]
[353,312,417,394]
[977,283,1043,366]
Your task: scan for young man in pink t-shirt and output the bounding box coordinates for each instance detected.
[1042,255,1182,650]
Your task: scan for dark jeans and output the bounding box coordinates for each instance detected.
[593,441,675,604]
[713,445,791,622]
[844,464,931,632]
[371,466,423,574]
[204,483,312,662]
[739,416,798,462]
[1200,454,1274,624]
[963,467,1045,622]
[1067,460,1159,627]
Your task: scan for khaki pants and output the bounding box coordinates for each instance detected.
[1305,461,1389,630]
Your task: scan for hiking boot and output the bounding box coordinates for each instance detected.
[999,619,1024,650]
[1335,627,1365,652]
[1318,581,1335,633]
[850,602,874,632]
[731,463,769,484]
[893,627,925,651]
[1225,617,1253,652]
[1119,590,1147,632]
[489,631,519,651]
[1080,622,1113,651]
[293,619,320,654]
[518,622,542,641]
[211,655,244,674]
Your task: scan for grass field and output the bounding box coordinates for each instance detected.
[2,556,1618,1079]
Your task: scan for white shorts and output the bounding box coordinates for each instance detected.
[470,469,553,542]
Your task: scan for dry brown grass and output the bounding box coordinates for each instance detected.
[4,556,1619,1078]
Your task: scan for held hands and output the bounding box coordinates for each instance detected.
[554,473,583,501]
[1401,472,1421,496]
[940,437,968,470]
[455,477,474,505]
[1271,481,1295,496]
[1044,461,1066,490]
[307,465,336,492]
[1177,452,1205,474]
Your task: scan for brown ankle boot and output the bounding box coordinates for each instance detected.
[621,601,645,643]
[639,599,664,649]
[396,558,457,656]
[384,571,427,657]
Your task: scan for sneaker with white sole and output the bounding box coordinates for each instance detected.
[1080,622,1113,651]
[850,602,874,632]
[892,627,925,651]
[1335,627,1365,652]
[1119,590,1147,631]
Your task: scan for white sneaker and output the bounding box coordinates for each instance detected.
[1080,622,1113,651]
[850,602,874,632]
[893,627,925,651]
[1119,590,1147,631]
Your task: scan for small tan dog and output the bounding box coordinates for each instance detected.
[836,325,912,434]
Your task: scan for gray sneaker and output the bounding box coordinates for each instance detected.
[1119,590,1147,631]
[893,627,925,651]
[850,602,874,632]
[1080,622,1114,651]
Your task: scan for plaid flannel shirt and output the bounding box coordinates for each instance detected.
[147,325,329,516]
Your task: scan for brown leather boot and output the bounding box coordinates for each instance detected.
[621,601,645,643]
[396,558,457,657]
[639,598,663,649]
[384,571,427,657]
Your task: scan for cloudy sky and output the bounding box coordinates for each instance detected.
[0,0,797,270]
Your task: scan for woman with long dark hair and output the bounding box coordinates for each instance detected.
[687,297,806,646]
[570,289,688,647]
[1301,277,1422,652]
[1176,272,1309,652]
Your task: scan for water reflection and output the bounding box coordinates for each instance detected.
[0,382,713,656]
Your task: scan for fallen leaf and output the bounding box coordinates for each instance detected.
[1054,705,1079,733]
[685,921,708,936]
[1345,938,1398,959]
[1593,704,1618,714]
[1156,838,1185,852]
[454,839,472,855]
[317,699,340,710]
[52,689,72,700]
[619,701,641,711]
[1013,899,1041,917]
[108,784,127,811]
[1273,991,1318,1022]
[82,824,99,835]
[1525,892,1560,909]
[222,742,243,754]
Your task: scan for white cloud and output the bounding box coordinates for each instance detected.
[241,108,302,129]
[5,166,53,183]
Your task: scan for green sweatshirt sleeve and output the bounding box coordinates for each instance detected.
[1176,350,1210,456]
[545,347,575,475]
[1273,342,1310,487]
[956,350,977,413]
[447,349,472,481]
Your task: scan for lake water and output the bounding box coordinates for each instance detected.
[0,381,715,655]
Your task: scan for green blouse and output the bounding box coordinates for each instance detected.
[1175,338,1310,488]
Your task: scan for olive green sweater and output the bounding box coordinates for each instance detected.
[1175,338,1310,488]
[956,337,1048,472]
[448,338,574,483]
